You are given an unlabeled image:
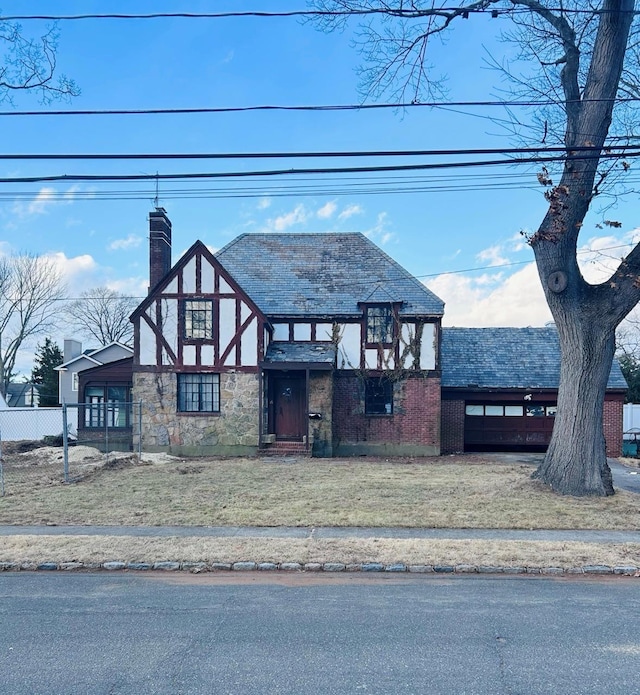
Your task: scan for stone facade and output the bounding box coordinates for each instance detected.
[133,371,260,456]
[308,371,333,457]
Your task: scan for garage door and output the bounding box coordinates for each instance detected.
[464,403,557,451]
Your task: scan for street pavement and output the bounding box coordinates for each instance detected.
[1,572,639,694]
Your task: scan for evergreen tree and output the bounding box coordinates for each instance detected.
[619,353,640,405]
[31,338,63,407]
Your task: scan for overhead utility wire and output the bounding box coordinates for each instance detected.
[1,150,638,184]
[0,145,638,161]
[2,8,637,21]
[43,243,640,303]
[0,98,639,118]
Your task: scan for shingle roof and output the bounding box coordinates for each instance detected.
[264,341,337,366]
[215,233,444,318]
[441,327,628,390]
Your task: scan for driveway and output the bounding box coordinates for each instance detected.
[481,452,640,494]
[609,459,640,493]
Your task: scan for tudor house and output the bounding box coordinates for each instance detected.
[130,209,626,458]
[131,208,444,457]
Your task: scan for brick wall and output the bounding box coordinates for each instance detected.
[604,396,623,458]
[441,399,465,454]
[333,373,440,456]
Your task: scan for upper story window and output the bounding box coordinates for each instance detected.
[366,305,394,345]
[184,299,214,340]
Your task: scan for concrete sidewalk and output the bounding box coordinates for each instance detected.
[2,524,640,544]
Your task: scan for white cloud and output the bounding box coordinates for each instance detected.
[62,185,81,201]
[363,212,394,246]
[108,234,143,251]
[338,204,363,221]
[11,185,82,218]
[46,251,97,276]
[429,262,552,327]
[317,201,337,219]
[105,276,148,298]
[476,244,510,267]
[267,204,309,232]
[429,229,640,328]
[13,187,56,217]
[257,197,272,210]
[510,231,528,253]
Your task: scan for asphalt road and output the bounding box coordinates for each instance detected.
[1,572,639,695]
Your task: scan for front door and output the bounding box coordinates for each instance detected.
[273,374,306,441]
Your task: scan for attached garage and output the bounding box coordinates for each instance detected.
[440,327,627,456]
[463,398,557,451]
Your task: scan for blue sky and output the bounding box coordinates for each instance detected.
[2,1,639,374]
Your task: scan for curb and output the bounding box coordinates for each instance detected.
[1,560,639,576]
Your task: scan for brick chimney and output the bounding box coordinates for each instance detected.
[149,207,172,292]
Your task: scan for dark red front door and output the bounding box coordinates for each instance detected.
[273,374,306,441]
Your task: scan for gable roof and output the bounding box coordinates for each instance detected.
[441,327,628,390]
[5,382,41,406]
[55,342,133,371]
[215,233,444,318]
[131,240,268,324]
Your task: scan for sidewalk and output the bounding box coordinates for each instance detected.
[2,524,640,544]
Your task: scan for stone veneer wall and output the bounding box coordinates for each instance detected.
[133,371,260,456]
[333,372,440,457]
[308,371,333,457]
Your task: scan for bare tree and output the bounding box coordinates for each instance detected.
[311,0,639,496]
[0,19,78,103]
[0,254,66,397]
[65,287,136,347]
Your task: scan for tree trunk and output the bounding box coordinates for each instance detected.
[532,319,615,496]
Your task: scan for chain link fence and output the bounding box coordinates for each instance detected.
[0,402,142,496]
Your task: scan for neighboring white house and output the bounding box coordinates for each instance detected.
[55,339,133,405]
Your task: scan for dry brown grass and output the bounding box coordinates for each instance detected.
[1,453,640,529]
[1,534,639,569]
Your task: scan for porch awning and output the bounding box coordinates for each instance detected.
[262,342,336,370]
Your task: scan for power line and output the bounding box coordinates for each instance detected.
[1,98,639,118]
[0,144,638,161]
[0,149,637,184]
[1,8,636,21]
[37,242,640,303]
